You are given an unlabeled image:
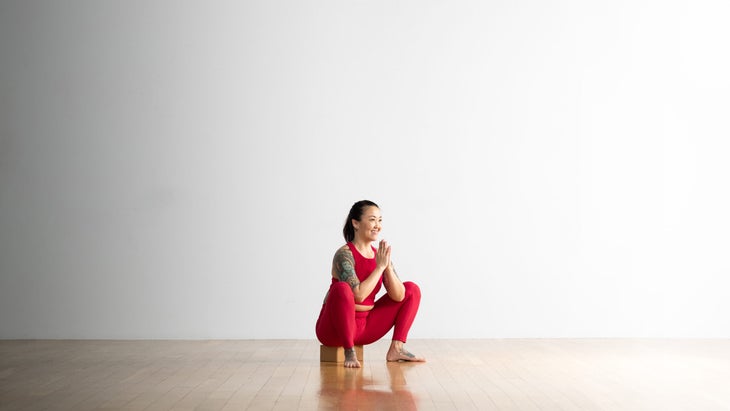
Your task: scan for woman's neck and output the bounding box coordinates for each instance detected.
[352,238,374,257]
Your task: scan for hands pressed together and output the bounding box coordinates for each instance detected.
[376,240,392,271]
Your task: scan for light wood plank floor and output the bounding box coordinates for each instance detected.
[1,339,730,410]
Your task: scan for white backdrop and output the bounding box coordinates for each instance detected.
[1,0,729,339]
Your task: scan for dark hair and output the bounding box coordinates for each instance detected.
[343,200,379,242]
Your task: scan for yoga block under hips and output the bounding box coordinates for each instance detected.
[320,345,363,362]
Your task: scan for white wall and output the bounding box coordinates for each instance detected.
[1,0,729,339]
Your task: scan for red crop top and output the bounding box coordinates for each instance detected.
[331,242,383,306]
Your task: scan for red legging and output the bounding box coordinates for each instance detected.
[316,281,421,349]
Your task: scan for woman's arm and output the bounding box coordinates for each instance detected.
[332,246,387,304]
[383,261,406,302]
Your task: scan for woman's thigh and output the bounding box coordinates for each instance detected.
[355,296,400,345]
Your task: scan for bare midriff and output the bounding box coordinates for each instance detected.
[355,304,374,312]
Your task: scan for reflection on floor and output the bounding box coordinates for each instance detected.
[1,339,730,410]
[318,361,417,411]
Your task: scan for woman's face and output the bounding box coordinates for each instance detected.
[353,206,382,242]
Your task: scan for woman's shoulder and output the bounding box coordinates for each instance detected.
[335,243,353,254]
[332,244,354,262]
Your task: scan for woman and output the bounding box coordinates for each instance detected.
[316,200,425,368]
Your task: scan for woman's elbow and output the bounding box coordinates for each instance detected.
[350,285,365,303]
[390,291,405,302]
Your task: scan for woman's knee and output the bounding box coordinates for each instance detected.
[403,281,421,299]
[329,281,354,300]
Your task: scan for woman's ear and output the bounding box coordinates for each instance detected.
[352,219,359,231]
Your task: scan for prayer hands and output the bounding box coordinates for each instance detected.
[376,240,392,271]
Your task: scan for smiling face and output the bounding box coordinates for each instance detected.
[352,206,382,243]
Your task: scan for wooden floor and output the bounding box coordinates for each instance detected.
[1,339,730,410]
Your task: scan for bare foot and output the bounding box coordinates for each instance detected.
[387,341,426,362]
[344,348,361,368]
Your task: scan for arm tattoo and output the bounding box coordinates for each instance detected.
[333,247,359,290]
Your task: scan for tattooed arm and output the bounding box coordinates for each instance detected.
[383,261,406,302]
[332,246,384,304]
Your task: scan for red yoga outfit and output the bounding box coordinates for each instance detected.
[315,242,421,349]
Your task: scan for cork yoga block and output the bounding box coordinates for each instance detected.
[320,345,364,362]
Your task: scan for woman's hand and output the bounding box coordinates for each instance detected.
[376,240,391,271]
